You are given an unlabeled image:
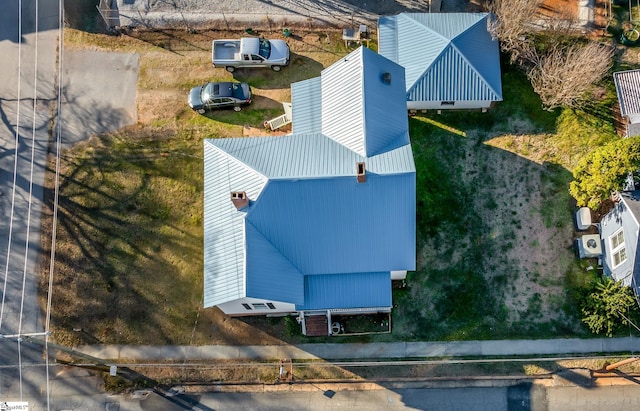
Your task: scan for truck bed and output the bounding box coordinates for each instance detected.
[213,41,241,60]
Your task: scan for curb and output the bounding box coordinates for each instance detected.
[179,375,555,393]
[179,375,640,393]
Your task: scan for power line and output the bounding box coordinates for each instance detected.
[15,0,41,400]
[0,0,24,332]
[45,0,65,409]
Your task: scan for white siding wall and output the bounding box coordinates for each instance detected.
[218,297,297,316]
[391,270,407,280]
[407,100,492,111]
[600,198,639,286]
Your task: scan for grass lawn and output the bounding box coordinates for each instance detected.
[39,26,634,346]
[390,67,620,341]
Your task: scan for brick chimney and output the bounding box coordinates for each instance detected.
[231,191,249,209]
[356,162,366,183]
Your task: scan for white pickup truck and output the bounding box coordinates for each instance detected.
[211,37,290,73]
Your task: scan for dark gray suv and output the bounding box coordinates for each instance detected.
[188,82,252,113]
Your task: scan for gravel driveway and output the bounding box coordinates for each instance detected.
[108,0,476,30]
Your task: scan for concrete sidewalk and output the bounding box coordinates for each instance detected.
[76,336,640,361]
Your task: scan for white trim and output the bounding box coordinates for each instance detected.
[328,307,391,313]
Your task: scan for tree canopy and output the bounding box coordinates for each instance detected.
[487,0,614,111]
[528,42,614,111]
[569,137,640,210]
[581,277,636,337]
[487,0,543,64]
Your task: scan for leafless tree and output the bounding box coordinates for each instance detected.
[527,41,615,110]
[486,0,544,64]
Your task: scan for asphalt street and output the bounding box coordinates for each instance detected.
[0,0,114,408]
[16,382,640,411]
[0,0,60,406]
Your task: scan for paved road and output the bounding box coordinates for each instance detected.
[0,0,60,406]
[7,381,640,411]
[191,384,640,411]
[0,0,58,339]
[0,0,114,408]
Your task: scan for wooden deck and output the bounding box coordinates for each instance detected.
[304,315,328,336]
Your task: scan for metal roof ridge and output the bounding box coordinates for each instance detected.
[450,14,502,99]
[243,218,305,282]
[406,42,450,93]
[205,138,270,179]
[615,69,640,75]
[204,139,269,190]
[448,38,502,100]
[402,12,450,43]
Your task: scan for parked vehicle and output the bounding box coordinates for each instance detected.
[211,37,290,72]
[188,82,252,114]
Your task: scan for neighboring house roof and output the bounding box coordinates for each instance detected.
[601,191,640,295]
[378,13,502,103]
[203,46,416,310]
[614,70,640,128]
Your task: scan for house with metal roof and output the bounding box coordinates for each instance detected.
[378,13,502,111]
[203,47,416,335]
[598,191,640,298]
[614,69,640,137]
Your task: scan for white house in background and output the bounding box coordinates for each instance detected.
[203,47,416,335]
[614,69,640,137]
[598,191,640,298]
[377,13,503,111]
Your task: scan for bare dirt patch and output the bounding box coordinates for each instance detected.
[477,134,575,325]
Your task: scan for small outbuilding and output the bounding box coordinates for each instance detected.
[378,13,502,111]
[614,69,640,137]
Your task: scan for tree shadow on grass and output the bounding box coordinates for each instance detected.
[40,131,204,346]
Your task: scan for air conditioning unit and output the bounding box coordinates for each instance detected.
[577,234,603,258]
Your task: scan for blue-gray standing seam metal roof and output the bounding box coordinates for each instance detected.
[203,141,268,307]
[295,272,393,311]
[203,47,416,310]
[378,13,502,103]
[614,70,640,117]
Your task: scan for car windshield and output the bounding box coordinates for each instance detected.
[258,39,271,59]
[201,83,219,102]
